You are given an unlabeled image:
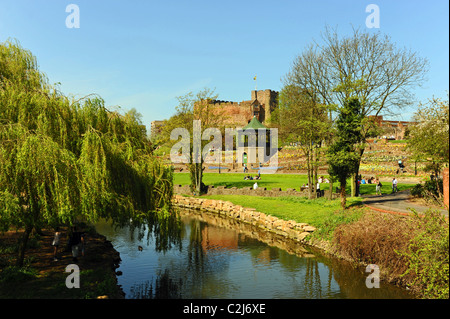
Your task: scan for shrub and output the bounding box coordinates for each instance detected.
[410,179,444,204]
[399,210,449,299]
[332,212,416,285]
[0,265,38,283]
[410,183,424,197]
[333,210,449,298]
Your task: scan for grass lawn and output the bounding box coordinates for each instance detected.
[175,173,415,240]
[173,172,414,195]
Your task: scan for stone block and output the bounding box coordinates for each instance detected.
[297,232,309,241]
[303,225,316,232]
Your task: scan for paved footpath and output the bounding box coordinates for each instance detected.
[362,189,449,218]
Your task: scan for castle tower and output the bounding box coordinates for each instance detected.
[251,89,278,124]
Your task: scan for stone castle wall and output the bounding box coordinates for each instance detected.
[209,100,253,127]
[173,184,338,199]
[207,89,278,127]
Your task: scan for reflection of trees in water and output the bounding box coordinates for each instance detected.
[132,218,234,299]
[303,258,324,298]
[131,210,183,253]
[310,248,412,299]
[128,269,182,299]
[187,219,206,274]
[96,207,183,254]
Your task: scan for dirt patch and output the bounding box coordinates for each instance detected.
[0,227,124,299]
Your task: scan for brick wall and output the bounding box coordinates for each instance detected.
[444,168,449,209]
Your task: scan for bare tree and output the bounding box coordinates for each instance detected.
[285,26,429,196]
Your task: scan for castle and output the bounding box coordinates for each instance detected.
[206,89,279,127]
[150,89,279,139]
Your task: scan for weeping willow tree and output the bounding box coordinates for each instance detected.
[0,39,180,266]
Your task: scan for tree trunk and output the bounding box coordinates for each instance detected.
[328,180,333,200]
[16,225,32,267]
[197,163,202,194]
[353,147,365,197]
[351,175,356,197]
[306,149,312,199]
[313,146,319,199]
[340,182,347,210]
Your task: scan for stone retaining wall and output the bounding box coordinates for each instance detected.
[179,209,315,258]
[172,194,316,243]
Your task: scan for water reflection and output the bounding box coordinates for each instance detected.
[95,209,413,299]
[129,270,182,299]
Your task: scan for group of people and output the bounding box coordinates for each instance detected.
[359,176,376,184]
[244,174,260,180]
[51,226,86,263]
[317,176,330,184]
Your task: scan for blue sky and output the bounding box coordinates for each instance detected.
[0,0,448,131]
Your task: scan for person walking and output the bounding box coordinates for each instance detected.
[392,177,398,193]
[375,178,382,196]
[69,226,81,263]
[52,227,61,261]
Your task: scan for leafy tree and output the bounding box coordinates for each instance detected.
[408,95,449,176]
[407,95,449,204]
[327,97,364,209]
[161,88,225,195]
[0,40,178,266]
[271,85,331,199]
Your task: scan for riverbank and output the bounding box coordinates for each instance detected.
[172,194,362,258]
[0,226,124,299]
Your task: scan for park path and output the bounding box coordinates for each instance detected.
[363,189,449,217]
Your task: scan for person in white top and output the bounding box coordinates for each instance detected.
[392,177,398,193]
[52,227,61,261]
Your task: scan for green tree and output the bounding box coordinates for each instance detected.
[407,95,449,204]
[327,97,364,209]
[0,40,178,266]
[271,85,331,199]
[408,95,449,176]
[161,88,225,195]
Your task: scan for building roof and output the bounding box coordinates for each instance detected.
[242,116,267,130]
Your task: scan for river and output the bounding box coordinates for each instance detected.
[94,208,413,299]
